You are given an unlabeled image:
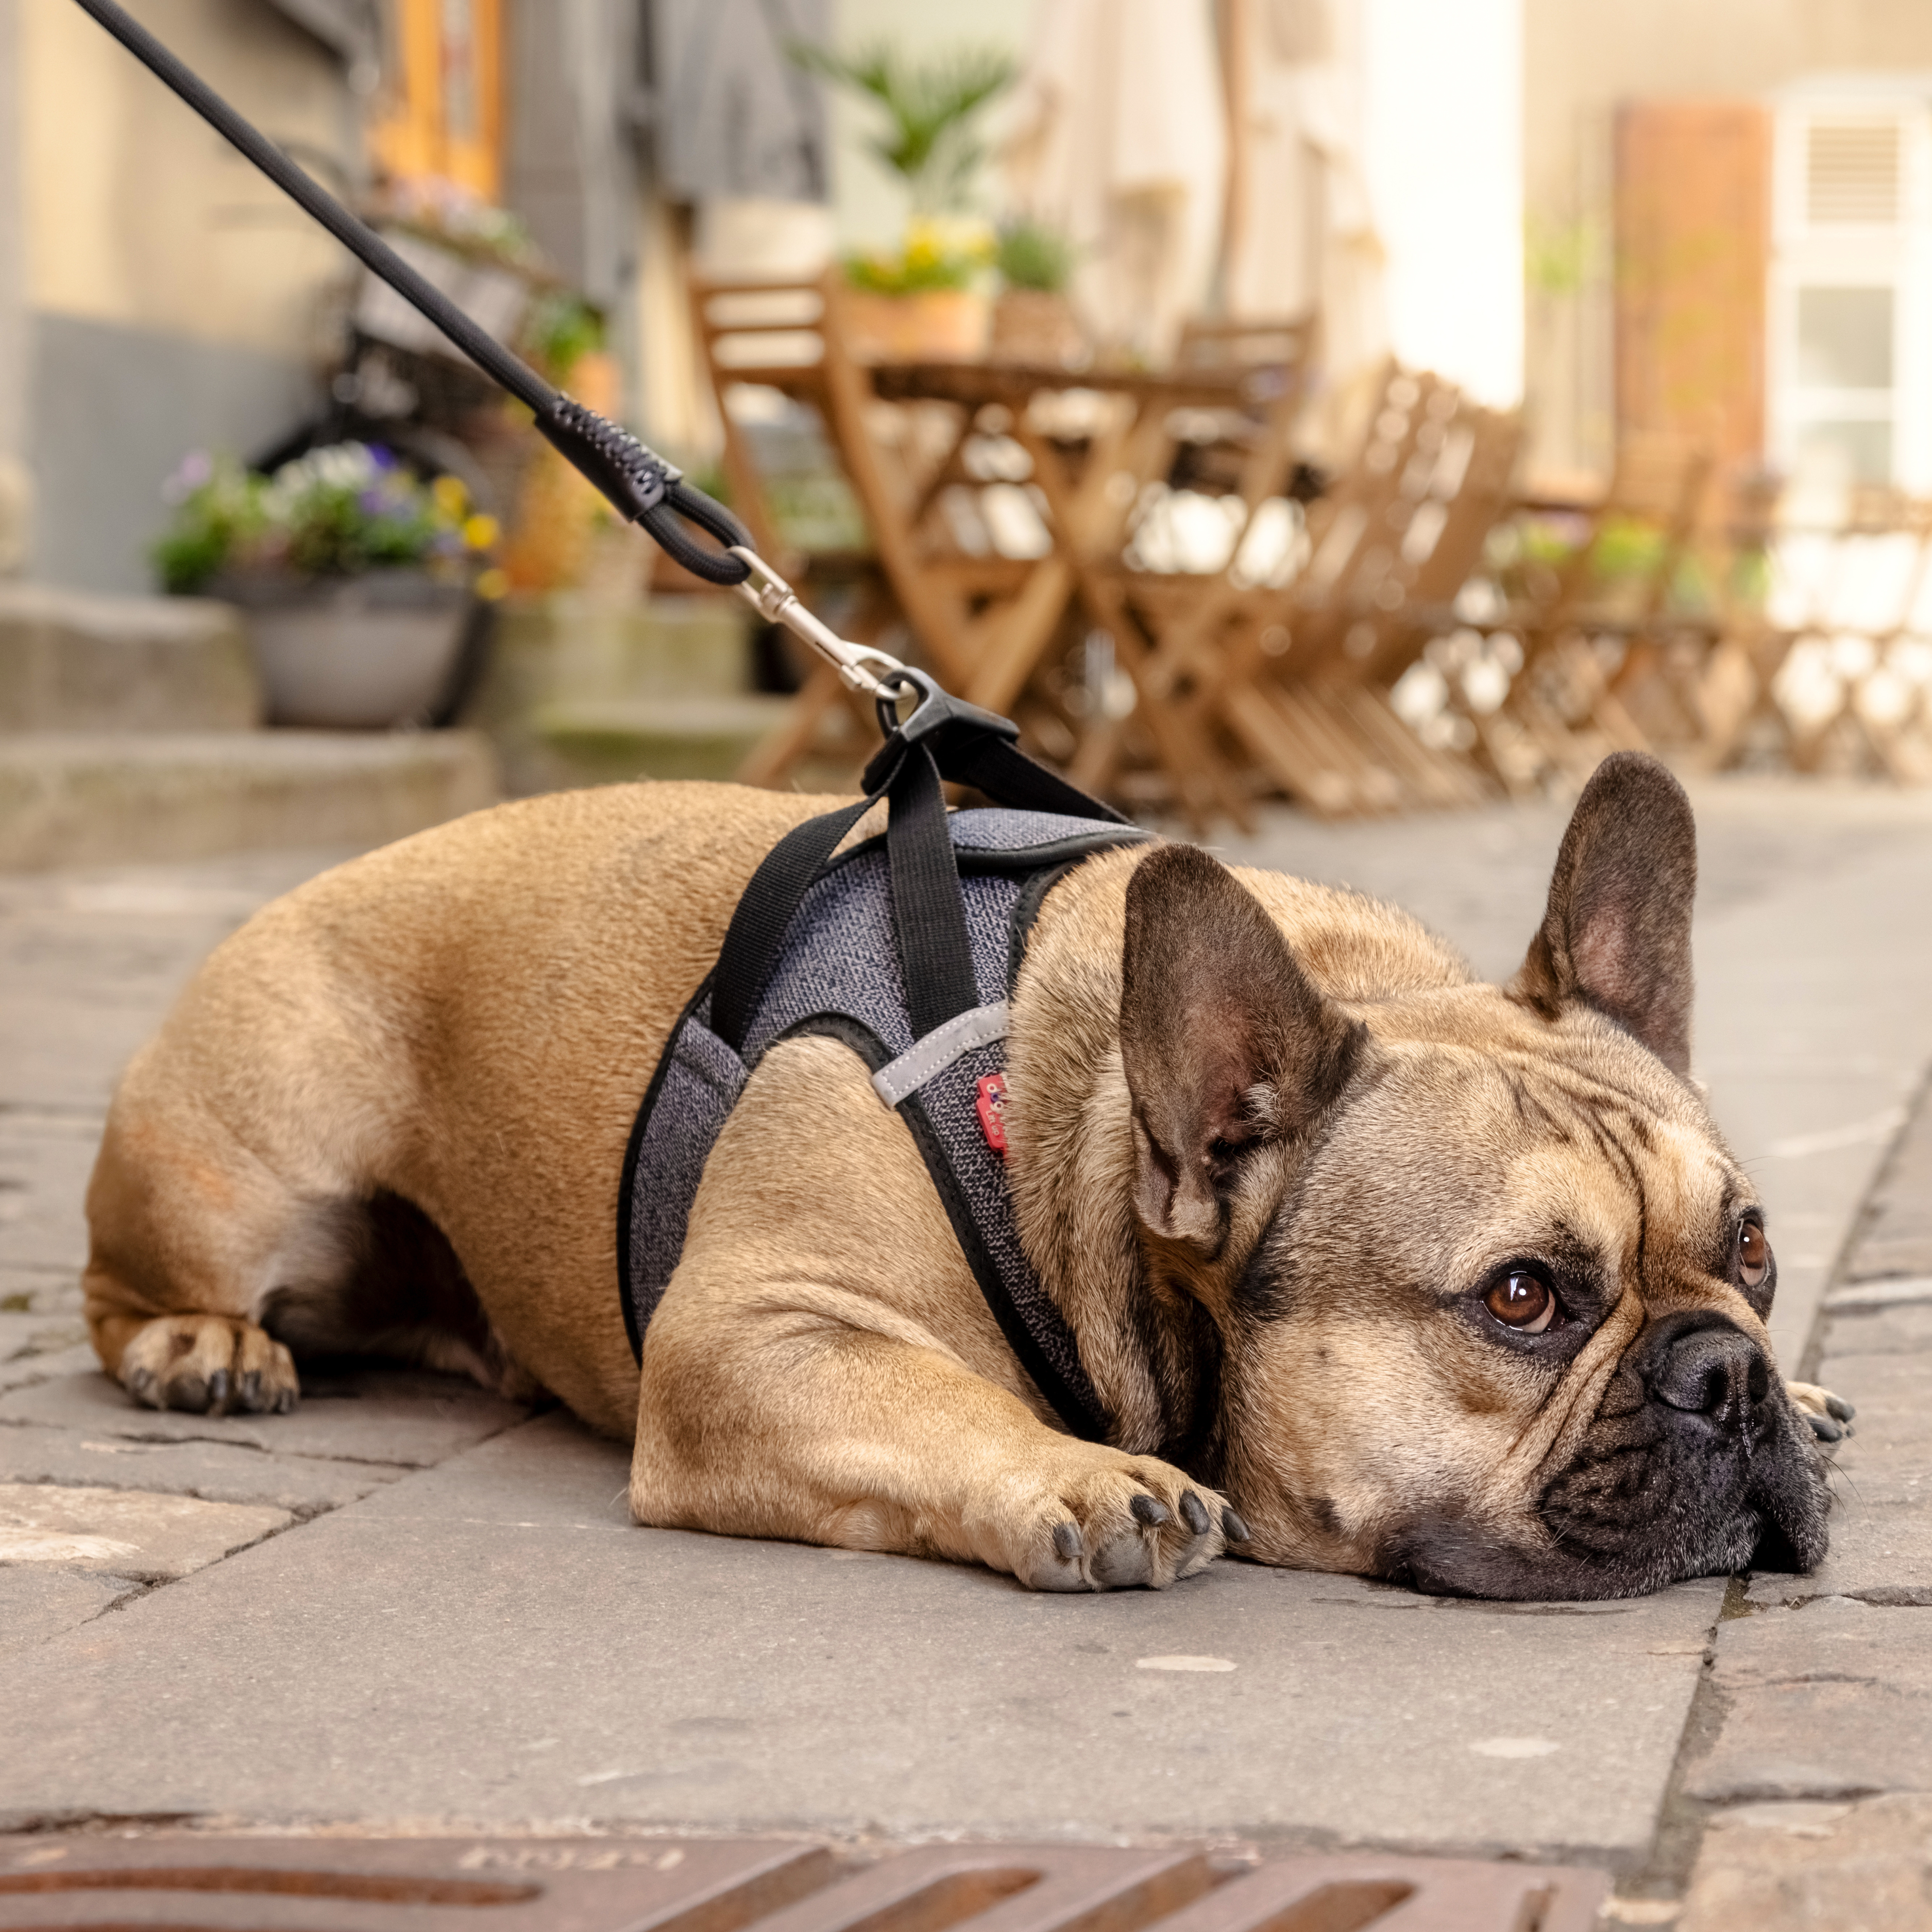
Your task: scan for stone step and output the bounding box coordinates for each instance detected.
[0,584,260,733]
[526,696,797,789]
[0,731,498,872]
[466,591,781,792]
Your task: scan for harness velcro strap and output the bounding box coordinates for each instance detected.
[871,1002,1009,1108]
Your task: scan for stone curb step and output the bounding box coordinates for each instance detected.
[0,1835,1607,1932]
[0,732,498,872]
[0,584,259,734]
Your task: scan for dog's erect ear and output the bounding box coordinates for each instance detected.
[1511,751,1698,1075]
[1121,844,1362,1256]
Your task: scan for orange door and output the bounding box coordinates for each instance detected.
[370,0,504,200]
[1615,99,1772,479]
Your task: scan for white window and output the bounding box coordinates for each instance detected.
[1769,86,1932,506]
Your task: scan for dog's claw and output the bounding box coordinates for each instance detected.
[1130,1493,1172,1528]
[1223,1507,1250,1544]
[1827,1395,1856,1422]
[1053,1520,1082,1561]
[1179,1490,1211,1535]
[1806,1411,1844,1443]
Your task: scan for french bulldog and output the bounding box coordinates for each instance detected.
[81,753,1836,1597]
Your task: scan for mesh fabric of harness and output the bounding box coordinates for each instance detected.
[619,809,1149,1442]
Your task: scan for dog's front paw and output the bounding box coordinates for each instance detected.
[1010,1447,1245,1592]
[1787,1379,1856,1443]
[119,1314,298,1415]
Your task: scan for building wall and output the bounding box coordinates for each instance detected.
[20,0,359,591]
[1524,0,1932,482]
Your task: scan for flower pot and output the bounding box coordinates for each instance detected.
[219,571,474,729]
[840,289,991,363]
[991,290,1088,368]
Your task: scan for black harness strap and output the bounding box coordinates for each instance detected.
[888,745,980,1042]
[716,674,1129,1057]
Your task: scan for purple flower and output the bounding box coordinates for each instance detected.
[161,449,214,504]
[367,445,397,471]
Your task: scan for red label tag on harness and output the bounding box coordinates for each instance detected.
[975,1073,1009,1158]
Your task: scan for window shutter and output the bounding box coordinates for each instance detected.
[1614,99,1772,477]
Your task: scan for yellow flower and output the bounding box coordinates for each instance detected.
[462,513,500,551]
[432,474,469,519]
[473,566,510,601]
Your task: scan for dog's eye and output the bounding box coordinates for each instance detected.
[1738,1221,1771,1289]
[1486,1270,1555,1334]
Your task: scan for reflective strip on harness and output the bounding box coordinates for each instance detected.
[871,1002,1010,1108]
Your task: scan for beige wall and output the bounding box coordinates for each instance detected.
[1524,0,1932,479]
[23,0,355,355]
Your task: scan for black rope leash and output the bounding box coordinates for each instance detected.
[70,0,754,587]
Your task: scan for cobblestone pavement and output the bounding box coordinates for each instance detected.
[1,783,1929,1927]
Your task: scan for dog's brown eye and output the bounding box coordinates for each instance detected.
[1738,1222,1770,1289]
[1486,1271,1554,1333]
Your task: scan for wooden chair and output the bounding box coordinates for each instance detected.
[1204,369,1519,817]
[1006,316,1319,824]
[689,275,898,786]
[1482,435,1712,790]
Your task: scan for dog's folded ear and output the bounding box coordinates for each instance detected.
[1121,845,1363,1257]
[1511,751,1698,1076]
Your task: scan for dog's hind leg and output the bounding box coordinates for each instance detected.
[86,1059,536,1415]
[83,1082,348,1415]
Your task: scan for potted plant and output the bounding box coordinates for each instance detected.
[153,443,503,729]
[792,41,1014,361]
[991,218,1087,367]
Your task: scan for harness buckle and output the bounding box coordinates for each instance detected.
[872,668,1023,754]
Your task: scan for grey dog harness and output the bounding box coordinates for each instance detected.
[618,807,1147,1441]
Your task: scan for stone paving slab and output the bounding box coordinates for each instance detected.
[1805,1300,1932,1362]
[1684,1598,1932,1803]
[0,1367,531,1469]
[0,1410,1727,1863]
[1749,1345,1932,1607]
[0,1111,95,1274]
[0,1565,137,1658]
[0,1343,95,1396]
[0,1309,84,1360]
[0,1420,413,1515]
[0,855,355,1113]
[1838,1073,1932,1287]
[0,1480,289,1581]
[1680,1795,1932,1932]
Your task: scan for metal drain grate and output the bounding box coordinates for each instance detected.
[0,1836,1605,1932]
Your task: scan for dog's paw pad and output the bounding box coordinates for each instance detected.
[118,1315,299,1416]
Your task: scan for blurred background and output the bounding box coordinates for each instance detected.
[2,0,1931,856]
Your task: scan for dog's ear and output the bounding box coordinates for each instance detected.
[1511,751,1698,1075]
[1121,844,1362,1256]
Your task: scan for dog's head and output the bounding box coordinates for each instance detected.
[1118,753,1829,1599]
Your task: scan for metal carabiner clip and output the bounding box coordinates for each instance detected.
[727,548,906,700]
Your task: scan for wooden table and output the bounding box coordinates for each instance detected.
[867,359,1290,826]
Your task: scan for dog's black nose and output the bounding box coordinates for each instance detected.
[1650,1318,1771,1433]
